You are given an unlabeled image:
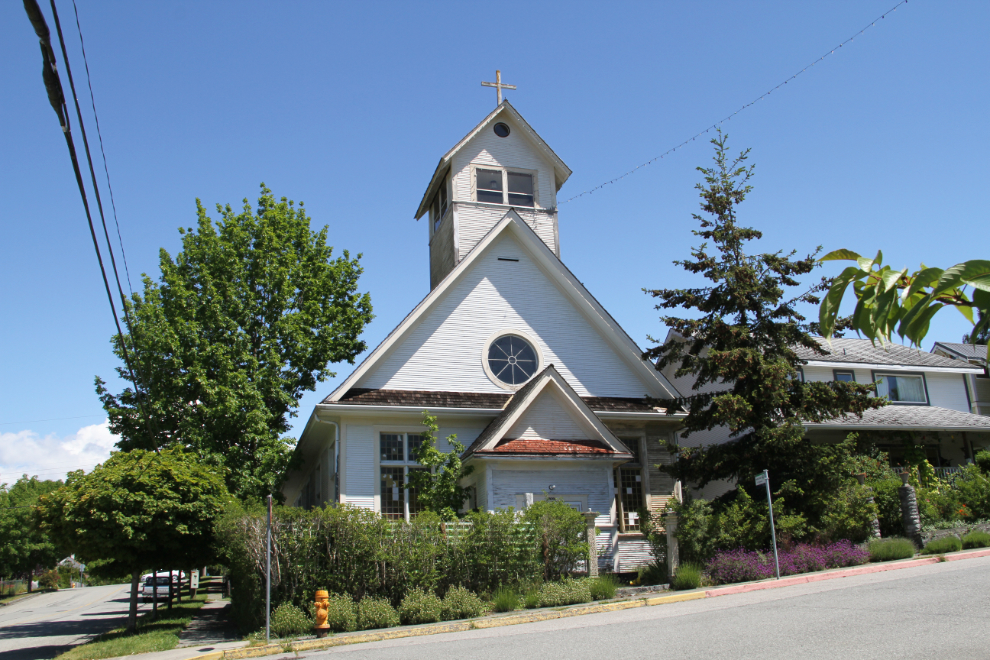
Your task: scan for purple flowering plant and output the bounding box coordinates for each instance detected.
[705,540,869,585]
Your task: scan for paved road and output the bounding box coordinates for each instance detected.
[0,584,145,660]
[305,557,990,660]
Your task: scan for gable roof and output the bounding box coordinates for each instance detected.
[795,337,983,373]
[932,342,988,363]
[325,210,681,403]
[327,388,661,412]
[462,365,633,459]
[414,100,572,219]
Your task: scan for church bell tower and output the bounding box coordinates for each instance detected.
[414,74,572,289]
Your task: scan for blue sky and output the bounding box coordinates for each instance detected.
[1,1,987,482]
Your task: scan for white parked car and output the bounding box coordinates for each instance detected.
[141,575,173,602]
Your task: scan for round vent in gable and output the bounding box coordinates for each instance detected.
[493,122,510,138]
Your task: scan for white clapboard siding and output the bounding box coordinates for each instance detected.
[491,467,612,526]
[357,233,653,397]
[450,114,557,209]
[507,389,589,440]
[343,424,375,510]
[616,537,654,572]
[436,425,484,453]
[456,205,557,260]
[925,372,970,412]
[595,531,615,573]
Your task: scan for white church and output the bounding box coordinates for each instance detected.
[283,83,686,572]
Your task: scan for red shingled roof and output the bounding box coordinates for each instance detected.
[478,438,615,455]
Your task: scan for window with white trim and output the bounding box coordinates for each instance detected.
[875,373,927,404]
[834,370,855,383]
[474,167,535,207]
[379,432,427,521]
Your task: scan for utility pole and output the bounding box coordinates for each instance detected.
[266,494,272,643]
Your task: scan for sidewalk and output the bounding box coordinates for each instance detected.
[113,547,990,660]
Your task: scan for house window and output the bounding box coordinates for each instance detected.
[432,180,448,232]
[875,373,927,404]
[834,370,856,383]
[379,432,427,521]
[487,334,538,386]
[474,167,535,207]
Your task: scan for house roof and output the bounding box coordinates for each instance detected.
[325,210,681,403]
[805,405,990,432]
[462,365,633,459]
[795,337,982,372]
[329,388,660,412]
[414,100,572,219]
[932,342,988,363]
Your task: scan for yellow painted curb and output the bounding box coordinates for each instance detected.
[643,592,707,606]
[181,651,224,660]
[215,591,705,659]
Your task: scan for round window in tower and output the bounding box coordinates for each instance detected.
[493,122,510,138]
[487,334,538,386]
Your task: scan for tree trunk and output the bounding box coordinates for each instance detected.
[26,569,32,593]
[127,571,140,633]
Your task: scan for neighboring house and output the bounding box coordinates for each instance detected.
[283,100,685,571]
[796,338,990,470]
[931,342,989,416]
[659,336,990,487]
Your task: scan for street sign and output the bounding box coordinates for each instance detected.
[756,469,780,580]
[755,473,767,486]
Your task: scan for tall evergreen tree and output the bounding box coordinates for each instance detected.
[643,132,883,519]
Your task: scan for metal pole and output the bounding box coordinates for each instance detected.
[763,470,780,580]
[266,494,272,643]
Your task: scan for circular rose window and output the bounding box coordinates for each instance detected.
[487,334,538,385]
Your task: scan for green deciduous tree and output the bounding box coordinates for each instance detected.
[38,448,229,631]
[643,132,884,531]
[0,476,62,591]
[408,412,474,521]
[818,251,990,348]
[96,185,373,500]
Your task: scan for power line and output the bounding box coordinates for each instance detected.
[71,0,133,297]
[22,0,154,445]
[0,414,105,426]
[560,0,909,205]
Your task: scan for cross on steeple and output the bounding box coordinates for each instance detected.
[481,70,516,106]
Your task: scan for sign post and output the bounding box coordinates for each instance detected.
[266,494,272,643]
[755,470,780,580]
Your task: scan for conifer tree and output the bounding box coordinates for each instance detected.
[644,132,884,518]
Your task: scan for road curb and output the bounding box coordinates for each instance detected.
[181,549,990,660]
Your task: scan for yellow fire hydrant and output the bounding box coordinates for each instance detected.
[314,590,330,638]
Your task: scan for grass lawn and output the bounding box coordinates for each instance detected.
[58,593,207,660]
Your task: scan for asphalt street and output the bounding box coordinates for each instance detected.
[304,556,990,660]
[0,583,144,660]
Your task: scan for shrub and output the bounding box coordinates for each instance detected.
[868,537,916,562]
[440,586,486,621]
[671,563,702,590]
[705,541,869,586]
[962,530,990,549]
[38,570,60,591]
[356,597,400,630]
[491,587,519,613]
[952,465,990,520]
[537,579,591,607]
[633,564,667,586]
[975,450,990,475]
[270,602,311,638]
[587,574,619,601]
[464,508,540,594]
[522,500,588,581]
[398,588,442,625]
[921,536,962,555]
[523,588,541,609]
[324,593,357,633]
